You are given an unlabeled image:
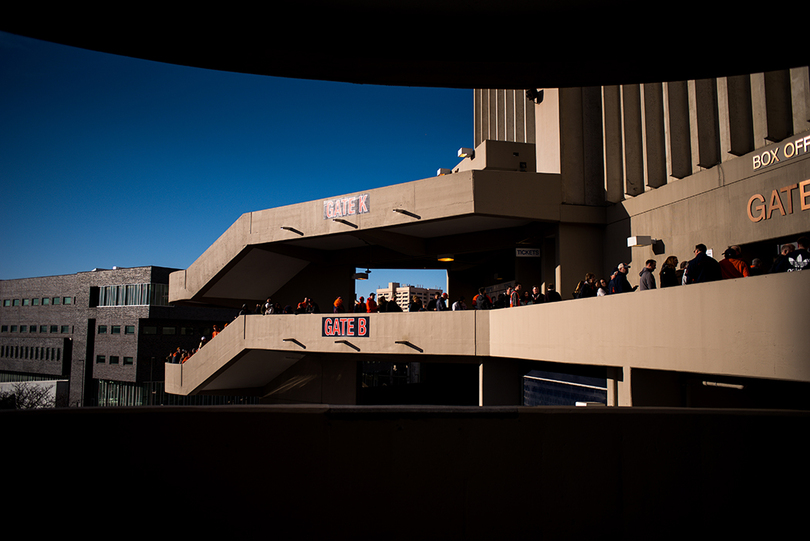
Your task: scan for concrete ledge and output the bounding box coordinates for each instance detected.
[168,270,810,397]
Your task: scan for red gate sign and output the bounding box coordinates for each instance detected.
[322,316,369,337]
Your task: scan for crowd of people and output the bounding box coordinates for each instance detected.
[569,235,809,299]
[169,236,807,363]
[165,323,230,364]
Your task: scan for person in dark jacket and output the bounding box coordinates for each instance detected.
[659,256,680,287]
[685,244,721,284]
[575,273,596,298]
[609,263,636,293]
[544,284,562,302]
[770,244,794,273]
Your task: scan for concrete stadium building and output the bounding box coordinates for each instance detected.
[4,7,810,537]
[166,72,810,408]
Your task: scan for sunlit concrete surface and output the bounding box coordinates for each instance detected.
[167,270,810,406]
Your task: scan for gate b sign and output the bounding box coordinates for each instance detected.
[322,316,370,337]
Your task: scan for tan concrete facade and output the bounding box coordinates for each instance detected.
[168,270,810,406]
[168,67,810,408]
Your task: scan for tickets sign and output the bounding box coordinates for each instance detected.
[322,316,370,337]
[323,193,370,220]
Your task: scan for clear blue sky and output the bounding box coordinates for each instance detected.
[0,31,469,292]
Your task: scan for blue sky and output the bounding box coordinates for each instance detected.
[0,32,468,291]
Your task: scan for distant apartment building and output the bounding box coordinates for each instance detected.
[0,266,239,407]
[375,282,442,311]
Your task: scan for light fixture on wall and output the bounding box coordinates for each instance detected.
[437,168,452,176]
[458,148,474,159]
[333,218,358,229]
[628,235,665,255]
[437,254,454,262]
[627,236,654,247]
[353,269,370,280]
[393,208,421,219]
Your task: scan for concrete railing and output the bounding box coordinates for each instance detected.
[166,270,810,396]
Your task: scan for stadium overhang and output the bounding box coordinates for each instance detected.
[1,2,803,89]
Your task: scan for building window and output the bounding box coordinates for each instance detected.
[123,357,133,365]
[110,356,119,365]
[52,297,60,305]
[32,298,40,306]
[29,325,37,333]
[63,297,72,305]
[20,325,27,333]
[2,300,9,307]
[50,325,58,333]
[41,298,50,306]
[125,325,135,335]
[98,325,107,334]
[143,326,157,335]
[1,325,7,332]
[61,325,70,334]
[10,326,17,333]
[96,355,106,364]
[39,325,48,333]
[97,283,170,307]
[13,300,20,306]
[162,327,176,335]
[22,299,30,306]
[111,325,121,335]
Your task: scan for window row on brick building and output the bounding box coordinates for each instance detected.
[0,344,62,361]
[1,324,72,334]
[2,297,75,307]
[95,355,134,365]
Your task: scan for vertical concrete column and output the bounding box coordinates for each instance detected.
[643,82,667,189]
[608,366,633,406]
[478,358,523,406]
[560,87,586,204]
[622,84,644,196]
[790,67,810,132]
[542,234,558,294]
[751,73,768,148]
[515,90,532,143]
[491,90,509,141]
[792,67,810,130]
[665,81,692,179]
[478,362,484,406]
[506,90,516,143]
[582,86,606,205]
[489,89,499,141]
[690,78,721,169]
[536,88,561,174]
[474,89,485,147]
[718,74,755,159]
[602,85,624,203]
[477,89,537,148]
[606,367,620,406]
[556,223,604,301]
[764,70,792,142]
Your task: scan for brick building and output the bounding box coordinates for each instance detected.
[0,266,237,406]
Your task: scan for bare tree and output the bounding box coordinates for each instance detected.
[0,382,56,410]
